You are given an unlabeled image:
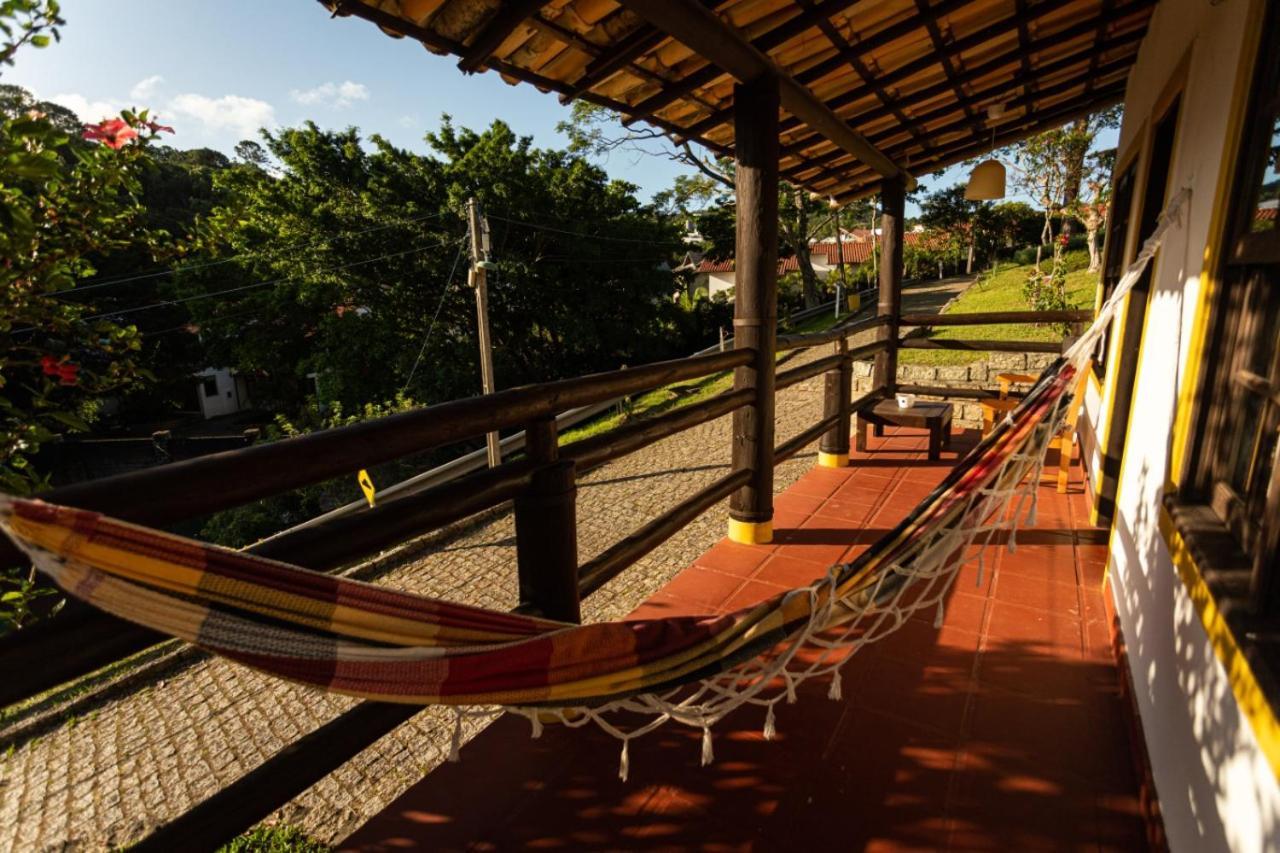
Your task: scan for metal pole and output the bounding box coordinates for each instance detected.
[467,197,502,468]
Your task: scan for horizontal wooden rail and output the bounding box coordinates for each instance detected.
[562,387,754,471]
[776,314,885,351]
[776,388,881,463]
[898,309,1093,327]
[776,340,888,392]
[0,348,752,569]
[577,468,751,597]
[898,338,1064,354]
[775,412,841,463]
[895,384,1025,401]
[776,353,847,391]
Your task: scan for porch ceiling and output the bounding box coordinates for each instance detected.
[324,0,1153,200]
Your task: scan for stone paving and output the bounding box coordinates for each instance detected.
[0,278,970,851]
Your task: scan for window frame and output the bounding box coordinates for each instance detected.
[1181,0,1280,614]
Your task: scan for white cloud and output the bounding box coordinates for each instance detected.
[289,80,370,109]
[168,93,276,138]
[130,75,164,101]
[48,93,122,122]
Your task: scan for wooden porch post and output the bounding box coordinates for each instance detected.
[514,416,580,622]
[873,176,906,395]
[727,75,780,545]
[818,336,852,467]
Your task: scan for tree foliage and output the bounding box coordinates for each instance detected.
[182,118,684,415]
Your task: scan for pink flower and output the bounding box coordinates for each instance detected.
[82,118,139,150]
[145,120,174,135]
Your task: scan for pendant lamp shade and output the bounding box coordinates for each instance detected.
[964,159,1006,200]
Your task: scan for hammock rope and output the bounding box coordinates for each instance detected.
[0,188,1190,777]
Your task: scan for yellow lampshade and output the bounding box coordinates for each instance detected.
[964,159,1006,200]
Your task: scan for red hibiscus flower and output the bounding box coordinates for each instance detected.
[40,355,60,377]
[146,120,175,135]
[57,362,80,387]
[83,118,139,150]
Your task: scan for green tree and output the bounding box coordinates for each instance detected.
[0,0,171,631]
[183,118,683,415]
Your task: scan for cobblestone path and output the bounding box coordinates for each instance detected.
[0,278,970,850]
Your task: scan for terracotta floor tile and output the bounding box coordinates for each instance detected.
[812,495,880,524]
[992,570,1081,616]
[771,517,861,565]
[695,541,773,578]
[910,589,989,634]
[773,491,826,518]
[754,552,831,588]
[999,544,1081,588]
[787,470,848,499]
[986,600,1084,654]
[720,579,790,613]
[659,566,746,610]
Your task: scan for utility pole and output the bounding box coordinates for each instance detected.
[467,197,501,468]
[831,199,848,317]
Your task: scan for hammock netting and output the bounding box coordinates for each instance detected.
[0,189,1189,778]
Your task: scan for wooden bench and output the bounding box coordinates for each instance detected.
[855,398,954,461]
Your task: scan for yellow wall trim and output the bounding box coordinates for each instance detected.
[1159,506,1280,781]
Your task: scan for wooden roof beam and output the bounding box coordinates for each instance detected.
[457,0,553,72]
[881,64,1133,161]
[913,0,987,142]
[804,74,1129,200]
[793,0,937,154]
[776,26,1142,172]
[773,0,1152,155]
[687,0,1091,140]
[614,0,911,182]
[559,0,727,102]
[618,0,869,124]
[894,82,1128,180]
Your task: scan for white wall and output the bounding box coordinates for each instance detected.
[196,368,245,420]
[1092,0,1280,848]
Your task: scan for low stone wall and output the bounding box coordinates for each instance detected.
[851,352,1058,427]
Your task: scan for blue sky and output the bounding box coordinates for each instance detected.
[5,0,1103,212]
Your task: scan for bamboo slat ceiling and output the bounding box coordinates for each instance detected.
[323,0,1153,200]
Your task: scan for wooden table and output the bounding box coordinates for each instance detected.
[855,398,954,461]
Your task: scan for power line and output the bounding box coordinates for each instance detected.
[12,235,463,334]
[401,237,469,393]
[64,210,458,296]
[487,212,681,247]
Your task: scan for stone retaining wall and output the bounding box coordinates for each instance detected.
[851,352,1058,427]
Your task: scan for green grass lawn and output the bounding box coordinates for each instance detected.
[559,304,853,445]
[898,250,1098,366]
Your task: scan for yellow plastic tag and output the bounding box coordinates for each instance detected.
[357,469,376,507]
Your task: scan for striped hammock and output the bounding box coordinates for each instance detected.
[0,188,1189,771]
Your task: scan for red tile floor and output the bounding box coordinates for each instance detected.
[342,426,1148,851]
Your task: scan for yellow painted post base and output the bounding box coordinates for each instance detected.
[817,451,849,468]
[728,518,772,545]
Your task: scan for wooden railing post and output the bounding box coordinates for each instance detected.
[513,417,580,622]
[727,75,780,546]
[873,175,906,396]
[818,337,852,467]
